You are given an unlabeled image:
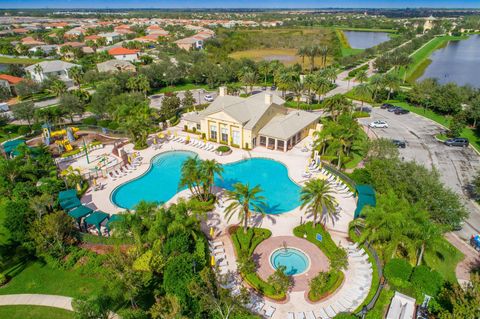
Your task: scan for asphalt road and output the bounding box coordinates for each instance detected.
[358,108,480,240]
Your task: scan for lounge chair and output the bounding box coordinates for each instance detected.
[324,306,336,318]
[305,311,316,319]
[210,240,223,248]
[302,172,312,179]
[212,247,225,255]
[288,312,295,319]
[264,305,276,318]
[252,302,265,314]
[316,309,329,319]
[217,259,228,267]
[296,312,306,319]
[108,172,117,181]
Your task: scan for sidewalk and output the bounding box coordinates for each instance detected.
[0,294,73,311]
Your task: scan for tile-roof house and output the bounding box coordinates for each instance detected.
[21,37,46,47]
[97,59,136,73]
[25,60,80,85]
[182,87,320,151]
[0,74,23,95]
[108,47,139,62]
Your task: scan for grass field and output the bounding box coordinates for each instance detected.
[424,238,464,283]
[400,35,469,82]
[0,261,105,298]
[335,29,365,57]
[387,100,480,152]
[337,27,397,33]
[0,306,73,319]
[0,56,41,65]
[230,48,303,65]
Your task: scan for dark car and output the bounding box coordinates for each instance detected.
[444,138,469,147]
[387,106,401,112]
[394,108,410,115]
[381,103,393,109]
[270,85,277,91]
[392,139,406,148]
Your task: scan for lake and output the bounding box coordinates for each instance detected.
[343,30,391,49]
[417,34,480,88]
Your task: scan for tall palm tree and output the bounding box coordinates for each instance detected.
[224,183,266,233]
[306,45,319,72]
[383,73,401,101]
[355,83,373,107]
[179,156,203,198]
[354,70,368,84]
[33,64,43,80]
[199,159,223,198]
[319,46,329,68]
[241,71,258,94]
[258,61,271,86]
[48,80,67,97]
[291,81,304,108]
[314,76,330,102]
[322,67,337,84]
[369,74,385,102]
[300,179,337,227]
[297,46,308,69]
[323,94,350,122]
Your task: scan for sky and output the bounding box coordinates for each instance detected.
[1,0,480,9]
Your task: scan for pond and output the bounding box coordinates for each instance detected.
[0,64,8,72]
[417,35,480,88]
[343,30,391,49]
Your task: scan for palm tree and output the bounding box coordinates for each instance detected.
[319,46,329,68]
[306,45,319,72]
[33,64,43,81]
[322,67,337,84]
[224,183,266,233]
[355,83,373,107]
[383,73,401,101]
[179,156,203,199]
[369,74,385,102]
[241,71,258,94]
[323,94,350,121]
[314,76,330,102]
[199,159,223,198]
[297,46,308,69]
[61,166,83,188]
[300,179,337,227]
[258,61,271,86]
[291,81,304,108]
[68,66,83,86]
[354,70,368,84]
[48,80,67,97]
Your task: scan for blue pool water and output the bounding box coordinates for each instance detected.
[270,248,309,275]
[111,151,301,214]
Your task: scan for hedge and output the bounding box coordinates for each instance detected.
[384,258,413,288]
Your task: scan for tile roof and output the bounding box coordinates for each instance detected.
[108,47,139,55]
[0,74,23,84]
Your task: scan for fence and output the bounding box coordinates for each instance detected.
[322,162,357,189]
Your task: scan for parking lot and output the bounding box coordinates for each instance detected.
[149,89,218,109]
[359,108,480,240]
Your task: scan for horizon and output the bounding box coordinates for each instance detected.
[1,0,480,9]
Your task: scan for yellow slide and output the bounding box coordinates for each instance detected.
[63,140,73,151]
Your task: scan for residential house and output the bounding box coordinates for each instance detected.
[64,27,85,38]
[98,32,122,44]
[97,59,136,73]
[174,36,203,50]
[28,44,59,55]
[25,60,80,86]
[133,34,160,44]
[182,88,320,151]
[21,36,46,47]
[0,74,23,96]
[108,47,139,62]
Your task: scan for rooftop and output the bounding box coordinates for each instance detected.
[108,47,139,55]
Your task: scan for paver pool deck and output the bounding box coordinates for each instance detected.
[80,126,369,318]
[255,236,330,292]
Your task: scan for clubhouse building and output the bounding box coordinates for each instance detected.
[182,87,321,151]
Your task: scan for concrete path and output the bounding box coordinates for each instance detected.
[0,294,73,311]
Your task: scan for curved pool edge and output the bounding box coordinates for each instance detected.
[268,246,312,277]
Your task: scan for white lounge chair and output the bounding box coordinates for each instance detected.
[316,308,329,319]
[210,240,223,248]
[305,311,316,319]
[252,302,264,314]
[288,312,295,319]
[264,305,276,318]
[212,247,225,255]
[296,312,306,319]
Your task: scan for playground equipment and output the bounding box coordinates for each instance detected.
[42,124,79,146]
[55,139,73,152]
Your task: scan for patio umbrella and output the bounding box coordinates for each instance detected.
[153,137,157,145]
[210,255,215,266]
[186,135,190,143]
[209,227,214,238]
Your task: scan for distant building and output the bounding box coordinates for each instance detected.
[386,292,416,319]
[25,60,80,86]
[20,36,45,47]
[97,59,136,73]
[182,88,320,151]
[28,44,59,55]
[108,47,140,62]
[174,36,203,51]
[98,32,122,44]
[0,74,23,96]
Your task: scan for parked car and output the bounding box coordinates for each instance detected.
[444,137,469,147]
[381,103,393,109]
[369,120,388,128]
[270,85,277,91]
[204,94,214,102]
[394,108,410,115]
[392,139,406,148]
[388,106,401,112]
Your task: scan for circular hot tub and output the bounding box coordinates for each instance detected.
[270,247,310,276]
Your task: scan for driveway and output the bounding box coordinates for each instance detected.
[358,108,480,240]
[149,89,217,109]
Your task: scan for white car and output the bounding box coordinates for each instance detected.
[204,94,214,102]
[369,120,388,128]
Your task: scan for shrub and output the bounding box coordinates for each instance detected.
[349,168,372,185]
[0,273,8,286]
[82,116,97,126]
[333,314,358,319]
[410,265,444,297]
[61,148,81,158]
[352,111,370,118]
[18,125,31,135]
[309,270,344,301]
[384,258,413,288]
[162,231,193,256]
[216,145,231,153]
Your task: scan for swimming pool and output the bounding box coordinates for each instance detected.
[111,151,301,214]
[270,247,310,275]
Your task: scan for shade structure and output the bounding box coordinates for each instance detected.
[60,197,82,210]
[68,205,93,221]
[2,139,25,155]
[354,184,376,218]
[106,214,123,231]
[84,211,109,235]
[59,189,77,202]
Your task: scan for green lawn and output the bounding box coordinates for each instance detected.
[0,306,73,319]
[399,35,468,82]
[151,83,210,94]
[341,47,364,57]
[337,27,397,33]
[1,261,105,298]
[423,238,464,283]
[0,56,41,65]
[387,100,480,152]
